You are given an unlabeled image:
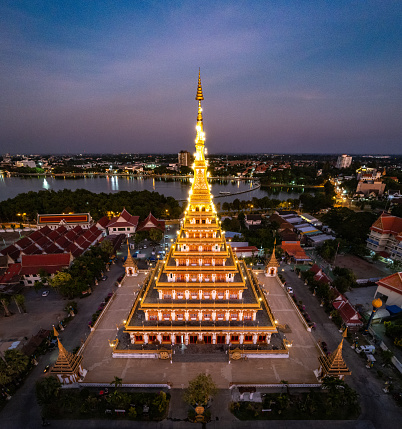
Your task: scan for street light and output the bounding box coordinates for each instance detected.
[365,298,383,333]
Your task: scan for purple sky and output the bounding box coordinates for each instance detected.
[1,1,402,154]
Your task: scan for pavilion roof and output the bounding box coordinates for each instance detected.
[136,212,165,232]
[377,272,402,295]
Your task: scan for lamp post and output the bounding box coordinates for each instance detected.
[365,298,383,333]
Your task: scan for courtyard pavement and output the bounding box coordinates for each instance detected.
[81,270,320,389]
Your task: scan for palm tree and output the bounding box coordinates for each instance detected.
[110,376,123,389]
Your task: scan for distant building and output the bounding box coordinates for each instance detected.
[367,213,402,262]
[375,272,402,307]
[106,208,139,236]
[16,159,36,168]
[356,179,386,197]
[37,213,92,230]
[335,155,352,169]
[178,150,193,167]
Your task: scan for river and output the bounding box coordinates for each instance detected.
[0,175,308,203]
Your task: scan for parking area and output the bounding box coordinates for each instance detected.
[0,287,67,342]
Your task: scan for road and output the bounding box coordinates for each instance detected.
[0,259,125,429]
[280,264,402,428]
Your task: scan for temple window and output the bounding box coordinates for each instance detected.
[230,293,237,299]
[177,293,184,299]
[163,313,170,320]
[244,313,252,320]
[230,313,238,320]
[231,335,239,342]
[162,335,170,342]
[190,313,197,320]
[149,335,157,342]
[217,313,224,320]
[204,313,211,320]
[244,335,253,342]
[190,336,197,344]
[177,313,184,320]
[135,335,143,342]
[164,293,172,299]
[149,314,157,320]
[258,335,265,342]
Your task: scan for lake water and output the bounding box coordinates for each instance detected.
[0,175,307,203]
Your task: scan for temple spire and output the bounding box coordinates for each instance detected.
[317,330,351,379]
[195,68,204,101]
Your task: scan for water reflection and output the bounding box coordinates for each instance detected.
[0,176,310,203]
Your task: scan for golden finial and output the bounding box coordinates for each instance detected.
[195,68,204,101]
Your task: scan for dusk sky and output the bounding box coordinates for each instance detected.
[1,1,401,155]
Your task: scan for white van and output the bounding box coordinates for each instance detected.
[356,345,375,354]
[286,286,294,294]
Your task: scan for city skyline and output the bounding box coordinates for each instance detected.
[1,1,402,155]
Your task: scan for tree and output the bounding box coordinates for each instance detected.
[149,228,163,243]
[183,373,217,406]
[0,294,12,317]
[50,271,73,297]
[14,294,27,313]
[36,376,61,405]
[110,375,123,389]
[100,239,114,257]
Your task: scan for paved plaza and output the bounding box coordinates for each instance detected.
[81,271,320,387]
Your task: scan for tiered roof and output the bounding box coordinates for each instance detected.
[280,241,311,262]
[107,208,139,229]
[50,338,83,376]
[318,333,351,378]
[136,212,165,232]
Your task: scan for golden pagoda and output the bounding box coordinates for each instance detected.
[123,239,138,277]
[317,330,351,380]
[50,338,87,384]
[124,71,276,351]
[265,240,280,277]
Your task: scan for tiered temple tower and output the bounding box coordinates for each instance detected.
[125,71,276,349]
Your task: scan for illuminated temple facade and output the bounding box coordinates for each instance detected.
[125,71,276,348]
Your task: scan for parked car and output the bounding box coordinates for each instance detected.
[117,275,124,282]
[43,365,50,373]
[356,345,375,354]
[42,290,49,297]
[101,275,108,281]
[286,286,294,294]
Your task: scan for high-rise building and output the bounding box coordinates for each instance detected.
[125,71,276,349]
[336,154,352,169]
[178,150,193,167]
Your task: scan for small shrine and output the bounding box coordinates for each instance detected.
[123,240,138,276]
[265,242,280,277]
[50,339,87,384]
[316,330,351,380]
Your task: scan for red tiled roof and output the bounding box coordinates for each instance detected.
[136,212,165,232]
[20,253,71,275]
[97,216,110,229]
[47,230,61,240]
[39,225,52,235]
[0,245,21,261]
[56,225,68,235]
[21,243,42,255]
[14,236,33,250]
[280,241,310,261]
[310,264,321,274]
[0,263,21,284]
[333,298,362,325]
[377,272,402,294]
[107,208,139,228]
[370,213,402,236]
[28,230,43,241]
